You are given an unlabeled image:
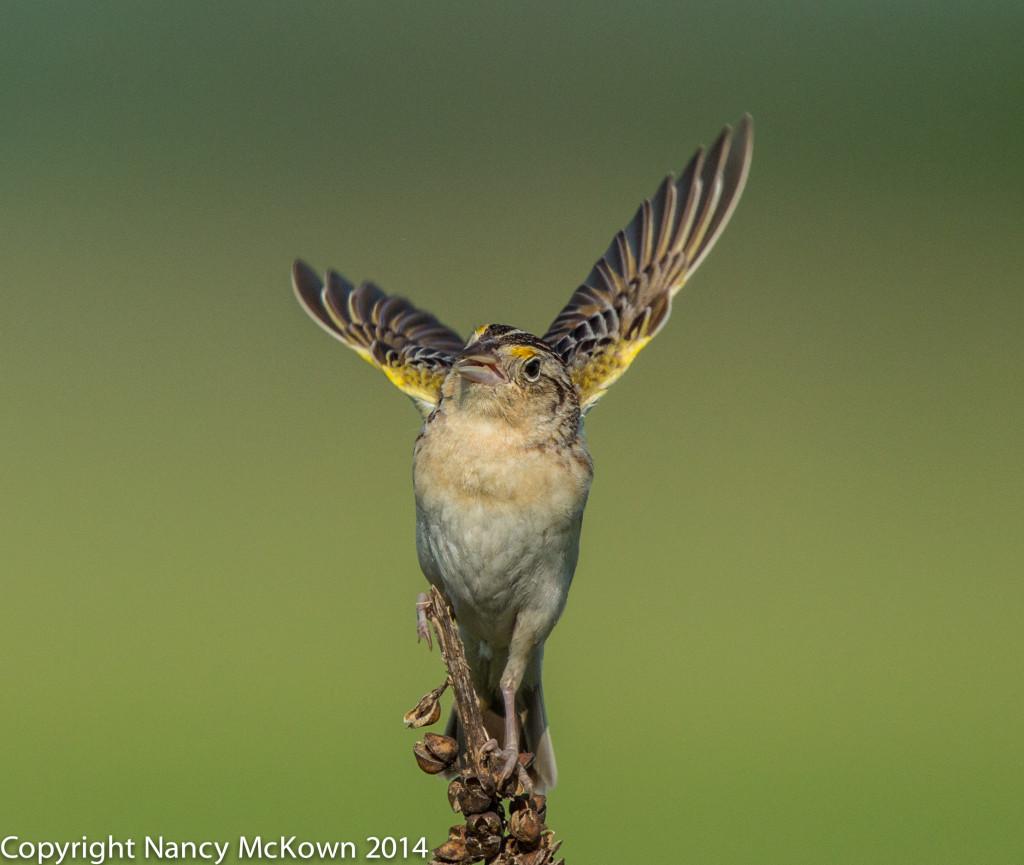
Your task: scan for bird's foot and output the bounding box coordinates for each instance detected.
[481,738,533,794]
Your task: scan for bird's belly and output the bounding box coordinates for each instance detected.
[416,498,581,646]
[413,436,590,647]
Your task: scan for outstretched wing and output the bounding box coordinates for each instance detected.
[292,259,464,416]
[543,114,753,413]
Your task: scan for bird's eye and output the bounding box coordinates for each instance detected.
[522,357,542,382]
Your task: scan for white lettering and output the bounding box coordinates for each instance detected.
[0,838,235,865]
[52,841,72,865]
[238,838,264,860]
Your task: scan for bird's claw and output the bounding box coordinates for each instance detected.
[481,739,533,793]
[415,592,433,650]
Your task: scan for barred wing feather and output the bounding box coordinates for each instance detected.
[543,114,753,413]
[292,260,464,416]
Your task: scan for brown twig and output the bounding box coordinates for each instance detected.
[425,586,490,771]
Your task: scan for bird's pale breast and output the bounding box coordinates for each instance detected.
[413,410,592,648]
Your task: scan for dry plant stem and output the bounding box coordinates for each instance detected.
[414,587,565,863]
[424,586,489,772]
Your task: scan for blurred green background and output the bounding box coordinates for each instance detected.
[2,2,1021,862]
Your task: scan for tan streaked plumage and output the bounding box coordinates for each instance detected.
[292,116,753,792]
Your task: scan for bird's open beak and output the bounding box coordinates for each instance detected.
[454,351,508,387]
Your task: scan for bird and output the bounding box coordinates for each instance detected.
[292,115,753,794]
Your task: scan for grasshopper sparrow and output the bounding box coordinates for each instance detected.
[293,115,753,793]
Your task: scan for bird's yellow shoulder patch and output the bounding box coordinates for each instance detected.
[571,335,652,409]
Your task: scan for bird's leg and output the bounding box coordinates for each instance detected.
[498,684,520,779]
[415,592,432,649]
[479,684,533,793]
[484,631,537,791]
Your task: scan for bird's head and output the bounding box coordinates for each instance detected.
[442,325,581,441]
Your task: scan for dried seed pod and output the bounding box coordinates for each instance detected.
[465,833,501,860]
[509,807,543,847]
[446,825,467,842]
[423,732,458,766]
[517,849,551,865]
[457,772,497,815]
[509,793,546,822]
[413,741,447,774]
[404,690,442,728]
[466,810,502,838]
[446,778,465,813]
[432,838,470,863]
[495,767,524,799]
